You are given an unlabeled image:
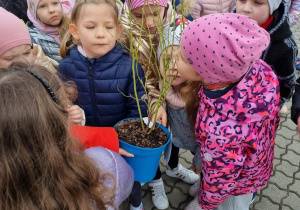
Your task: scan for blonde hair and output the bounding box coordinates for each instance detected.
[60,0,120,57]
[58,13,71,42]
[0,64,115,210]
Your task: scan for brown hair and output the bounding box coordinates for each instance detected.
[64,80,78,104]
[0,65,115,210]
[180,81,202,125]
[60,0,120,57]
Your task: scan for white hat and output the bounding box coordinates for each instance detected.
[268,0,282,14]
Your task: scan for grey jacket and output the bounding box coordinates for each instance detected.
[27,21,61,63]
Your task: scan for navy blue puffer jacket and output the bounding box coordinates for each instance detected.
[58,43,147,127]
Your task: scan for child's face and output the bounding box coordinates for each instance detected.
[159,46,187,86]
[131,5,166,32]
[236,0,270,25]
[36,0,63,26]
[174,46,208,84]
[69,4,122,59]
[0,44,35,68]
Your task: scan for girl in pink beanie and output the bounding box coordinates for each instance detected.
[174,13,280,210]
[26,0,74,62]
[0,7,34,68]
[0,7,85,127]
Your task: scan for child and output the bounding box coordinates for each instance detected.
[121,1,199,209]
[121,0,174,127]
[0,7,84,125]
[173,13,280,210]
[191,0,235,20]
[58,0,147,127]
[58,1,147,209]
[26,0,73,62]
[0,64,134,209]
[157,14,202,196]
[234,0,298,114]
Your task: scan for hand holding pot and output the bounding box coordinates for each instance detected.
[119,148,134,157]
[151,106,167,127]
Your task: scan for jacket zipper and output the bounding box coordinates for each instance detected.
[88,61,99,125]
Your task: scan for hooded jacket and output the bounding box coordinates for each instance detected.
[233,1,298,107]
[262,2,297,107]
[58,43,147,127]
[195,60,280,209]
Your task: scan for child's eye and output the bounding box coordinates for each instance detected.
[24,51,31,55]
[39,4,46,8]
[86,26,95,29]
[255,1,262,4]
[106,26,114,29]
[134,14,142,18]
[4,57,14,61]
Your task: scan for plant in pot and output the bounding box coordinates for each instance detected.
[114,0,187,183]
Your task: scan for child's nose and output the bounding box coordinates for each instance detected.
[48,5,55,13]
[96,27,105,38]
[242,3,252,13]
[146,16,154,27]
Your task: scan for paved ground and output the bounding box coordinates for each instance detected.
[137,22,300,210]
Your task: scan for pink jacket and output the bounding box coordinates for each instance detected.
[191,0,235,19]
[195,60,280,209]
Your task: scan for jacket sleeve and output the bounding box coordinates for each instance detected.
[198,130,248,209]
[191,0,203,20]
[291,77,300,124]
[289,0,300,26]
[266,37,297,107]
[126,61,148,118]
[85,147,134,207]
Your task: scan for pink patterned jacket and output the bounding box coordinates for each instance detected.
[195,60,280,209]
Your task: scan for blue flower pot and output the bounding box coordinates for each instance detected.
[114,118,171,183]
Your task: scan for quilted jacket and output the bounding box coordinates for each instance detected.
[195,60,280,209]
[58,43,147,127]
[27,21,61,63]
[191,0,235,20]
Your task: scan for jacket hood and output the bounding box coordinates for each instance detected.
[69,43,127,72]
[267,2,292,43]
[200,60,280,124]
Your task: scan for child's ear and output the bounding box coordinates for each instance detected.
[116,24,122,40]
[69,24,80,40]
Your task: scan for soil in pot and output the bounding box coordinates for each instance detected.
[115,119,168,148]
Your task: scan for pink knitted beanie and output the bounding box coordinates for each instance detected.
[181,13,270,84]
[125,0,167,10]
[0,7,32,56]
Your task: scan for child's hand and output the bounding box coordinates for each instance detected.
[67,105,85,125]
[151,106,167,127]
[119,148,134,157]
[297,116,300,139]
